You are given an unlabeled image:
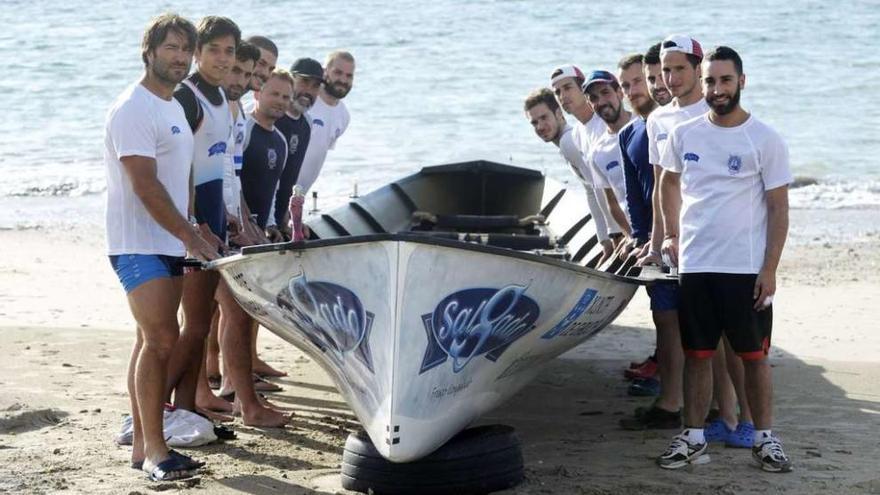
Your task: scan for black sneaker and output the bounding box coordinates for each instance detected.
[657,433,710,469]
[752,436,792,472]
[620,406,681,430]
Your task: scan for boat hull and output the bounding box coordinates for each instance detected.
[214,235,638,462]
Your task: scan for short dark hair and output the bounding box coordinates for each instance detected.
[246,35,278,58]
[705,45,744,75]
[141,13,197,66]
[644,42,662,65]
[236,41,261,64]
[618,53,644,71]
[524,88,559,113]
[196,16,241,51]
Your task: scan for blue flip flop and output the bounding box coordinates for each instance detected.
[132,450,204,471]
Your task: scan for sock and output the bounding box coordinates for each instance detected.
[682,428,705,444]
[754,429,772,447]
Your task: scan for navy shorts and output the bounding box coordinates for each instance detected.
[678,273,772,361]
[109,254,184,293]
[646,283,680,311]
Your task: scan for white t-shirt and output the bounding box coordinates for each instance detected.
[571,114,607,159]
[557,124,615,241]
[647,98,709,166]
[297,95,350,193]
[660,114,792,274]
[104,83,193,256]
[587,114,638,216]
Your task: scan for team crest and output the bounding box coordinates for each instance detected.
[208,141,226,157]
[171,126,181,135]
[727,154,743,175]
[288,134,299,154]
[267,149,278,170]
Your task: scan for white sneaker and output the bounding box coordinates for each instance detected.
[657,433,710,469]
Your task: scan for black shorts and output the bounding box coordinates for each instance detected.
[679,273,772,361]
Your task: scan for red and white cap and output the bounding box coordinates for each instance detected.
[660,35,703,59]
[549,65,585,86]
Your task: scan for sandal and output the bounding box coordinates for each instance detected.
[131,450,204,471]
[142,456,197,482]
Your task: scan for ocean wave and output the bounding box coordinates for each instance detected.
[789,179,880,209]
[2,179,106,198]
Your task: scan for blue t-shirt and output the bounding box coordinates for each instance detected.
[619,117,653,243]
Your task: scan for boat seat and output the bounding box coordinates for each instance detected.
[409,231,555,251]
[411,211,545,231]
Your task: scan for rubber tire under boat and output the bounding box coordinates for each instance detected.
[341,425,524,495]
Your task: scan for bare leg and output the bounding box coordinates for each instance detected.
[127,276,184,466]
[251,323,286,377]
[723,336,753,424]
[195,339,233,413]
[683,356,714,428]
[653,309,683,411]
[217,283,289,427]
[206,308,221,379]
[742,358,773,430]
[167,270,219,411]
[711,344,739,430]
[128,327,144,465]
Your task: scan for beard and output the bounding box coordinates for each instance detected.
[707,86,741,115]
[291,93,314,113]
[324,80,351,99]
[150,57,190,85]
[650,87,672,106]
[597,102,622,124]
[225,85,245,102]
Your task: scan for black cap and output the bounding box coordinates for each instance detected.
[290,58,324,80]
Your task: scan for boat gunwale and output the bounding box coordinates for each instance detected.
[206,233,646,285]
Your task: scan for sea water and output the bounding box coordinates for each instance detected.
[1,0,878,235]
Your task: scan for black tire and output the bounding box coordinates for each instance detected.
[341,424,524,495]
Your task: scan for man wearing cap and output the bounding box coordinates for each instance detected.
[583,70,637,242]
[616,52,684,431]
[296,50,355,194]
[657,46,792,473]
[270,57,322,239]
[652,34,754,451]
[549,65,618,260]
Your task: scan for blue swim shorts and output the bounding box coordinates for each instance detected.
[109,254,185,293]
[646,282,680,312]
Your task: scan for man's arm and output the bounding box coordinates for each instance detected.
[659,168,682,267]
[620,131,650,244]
[121,155,218,261]
[754,185,789,310]
[604,188,631,237]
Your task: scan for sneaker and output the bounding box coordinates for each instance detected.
[627,377,661,397]
[620,406,681,430]
[657,434,710,469]
[725,422,755,448]
[629,353,656,369]
[752,436,792,472]
[704,418,733,443]
[624,359,658,380]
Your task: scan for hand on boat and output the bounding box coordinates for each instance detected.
[265,225,285,243]
[183,227,220,262]
[597,239,614,265]
[753,268,776,311]
[660,236,678,268]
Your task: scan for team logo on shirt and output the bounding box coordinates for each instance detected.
[684,152,700,163]
[657,133,668,141]
[267,149,278,170]
[208,141,227,157]
[605,160,620,171]
[171,126,181,135]
[727,154,743,175]
[313,118,325,127]
[288,135,299,155]
[235,131,244,144]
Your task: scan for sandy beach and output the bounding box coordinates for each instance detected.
[1,224,878,494]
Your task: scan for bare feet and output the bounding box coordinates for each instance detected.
[252,358,287,377]
[196,389,234,413]
[241,404,291,427]
[197,407,233,423]
[253,374,282,392]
